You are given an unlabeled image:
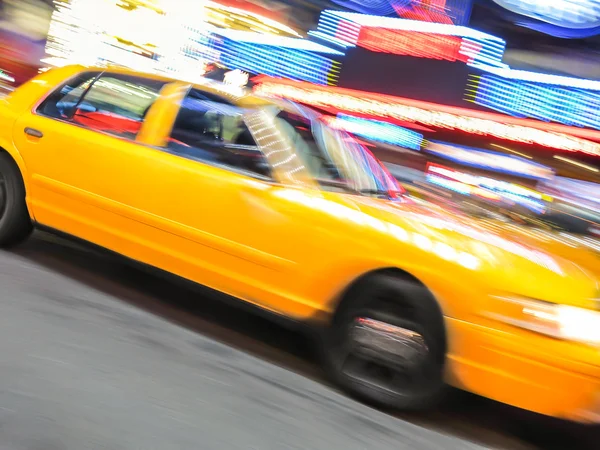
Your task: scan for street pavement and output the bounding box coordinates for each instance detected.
[0,231,596,449]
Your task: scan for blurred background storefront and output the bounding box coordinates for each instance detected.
[0,0,51,88]
[0,0,598,237]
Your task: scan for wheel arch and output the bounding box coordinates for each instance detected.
[0,143,34,221]
[0,141,29,185]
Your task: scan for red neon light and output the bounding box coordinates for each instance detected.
[334,19,360,43]
[357,28,469,62]
[400,9,455,24]
[395,0,454,25]
[252,77,600,157]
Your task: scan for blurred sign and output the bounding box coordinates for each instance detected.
[324,114,424,149]
[329,0,473,25]
[491,0,600,28]
[426,162,548,212]
[491,0,600,37]
[425,141,555,180]
[543,176,600,207]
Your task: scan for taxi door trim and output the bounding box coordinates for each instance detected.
[137,82,191,147]
[31,173,296,273]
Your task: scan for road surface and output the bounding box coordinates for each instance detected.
[0,231,597,449]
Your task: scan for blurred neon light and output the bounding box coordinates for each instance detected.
[547,176,600,206]
[395,0,454,24]
[468,74,600,129]
[330,0,473,25]
[323,114,424,149]
[490,0,600,28]
[211,34,341,85]
[425,140,554,180]
[210,29,343,54]
[253,78,600,156]
[205,2,301,38]
[330,0,398,17]
[473,64,600,91]
[357,28,471,62]
[313,10,505,66]
[489,143,532,159]
[45,0,212,76]
[0,70,15,83]
[426,163,547,212]
[317,10,500,39]
[395,0,474,25]
[554,155,599,172]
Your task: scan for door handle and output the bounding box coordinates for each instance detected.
[24,127,43,138]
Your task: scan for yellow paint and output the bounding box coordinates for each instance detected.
[2,65,600,422]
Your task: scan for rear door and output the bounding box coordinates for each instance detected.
[109,89,313,310]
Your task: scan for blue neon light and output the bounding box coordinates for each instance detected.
[426,173,547,213]
[471,63,600,91]
[427,174,472,195]
[332,0,403,17]
[425,140,554,180]
[209,34,341,85]
[469,74,600,130]
[210,29,344,55]
[336,114,424,149]
[514,21,600,39]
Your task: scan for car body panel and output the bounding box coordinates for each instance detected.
[2,65,600,422]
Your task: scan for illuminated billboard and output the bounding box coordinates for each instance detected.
[491,0,600,37]
[424,140,555,180]
[425,162,549,212]
[491,0,600,29]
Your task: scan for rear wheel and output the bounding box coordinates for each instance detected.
[322,273,446,410]
[0,152,33,247]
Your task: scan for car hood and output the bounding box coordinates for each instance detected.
[337,194,599,308]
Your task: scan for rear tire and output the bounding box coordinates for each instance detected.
[322,273,447,411]
[0,152,33,247]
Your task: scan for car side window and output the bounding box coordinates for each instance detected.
[38,72,166,140]
[165,90,272,179]
[37,72,100,119]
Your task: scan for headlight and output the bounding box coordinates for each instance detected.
[487,295,600,346]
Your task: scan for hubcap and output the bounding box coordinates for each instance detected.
[339,315,434,395]
[350,317,428,370]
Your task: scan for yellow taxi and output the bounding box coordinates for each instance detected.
[1,65,599,421]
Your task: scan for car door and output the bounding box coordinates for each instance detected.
[114,88,329,313]
[13,71,174,238]
[14,72,326,314]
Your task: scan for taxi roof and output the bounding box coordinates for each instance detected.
[40,64,275,109]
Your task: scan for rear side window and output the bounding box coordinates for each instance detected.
[37,72,166,140]
[164,89,272,179]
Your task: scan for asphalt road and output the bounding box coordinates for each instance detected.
[0,231,597,449]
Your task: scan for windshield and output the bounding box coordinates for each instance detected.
[273,108,403,197]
